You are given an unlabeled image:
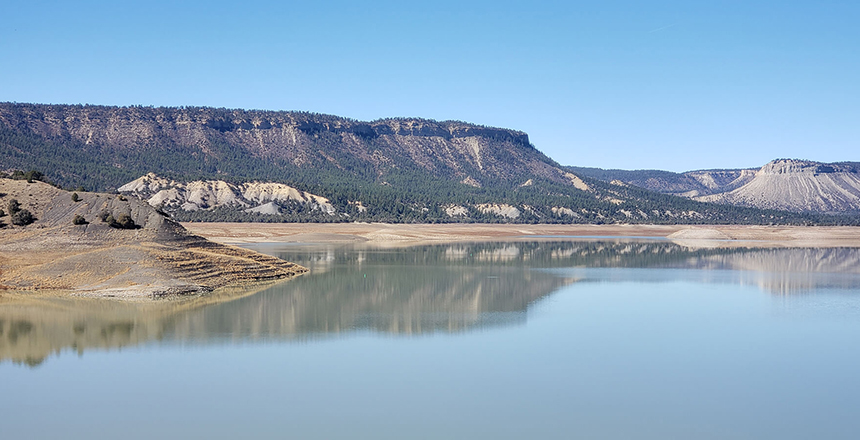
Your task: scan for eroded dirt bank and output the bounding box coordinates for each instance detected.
[0,179,306,298]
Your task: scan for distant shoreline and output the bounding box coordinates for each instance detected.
[183,223,860,248]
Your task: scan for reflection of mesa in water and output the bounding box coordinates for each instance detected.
[4,241,860,366]
[0,262,572,367]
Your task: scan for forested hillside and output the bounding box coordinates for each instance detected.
[567,166,757,196]
[1,102,852,224]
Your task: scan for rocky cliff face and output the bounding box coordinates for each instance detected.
[0,103,557,188]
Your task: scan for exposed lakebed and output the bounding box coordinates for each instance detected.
[2,240,860,439]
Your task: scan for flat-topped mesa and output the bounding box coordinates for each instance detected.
[182,111,532,145]
[371,120,531,145]
[759,159,858,175]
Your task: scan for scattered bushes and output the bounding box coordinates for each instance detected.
[71,192,80,202]
[3,198,35,226]
[73,214,88,225]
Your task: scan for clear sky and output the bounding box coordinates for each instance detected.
[2,0,857,171]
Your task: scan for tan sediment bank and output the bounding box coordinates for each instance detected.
[183,223,860,248]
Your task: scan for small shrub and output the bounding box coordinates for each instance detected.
[98,211,110,222]
[25,170,43,183]
[73,214,88,225]
[71,193,80,202]
[11,209,35,226]
[7,199,21,214]
[113,213,136,229]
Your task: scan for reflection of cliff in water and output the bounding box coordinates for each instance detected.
[160,264,571,340]
[678,248,860,294]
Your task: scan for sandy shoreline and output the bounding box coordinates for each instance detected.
[182,223,860,248]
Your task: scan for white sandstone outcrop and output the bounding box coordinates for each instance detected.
[119,173,335,215]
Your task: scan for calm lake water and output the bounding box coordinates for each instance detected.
[2,240,860,439]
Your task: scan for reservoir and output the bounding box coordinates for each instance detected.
[2,240,860,439]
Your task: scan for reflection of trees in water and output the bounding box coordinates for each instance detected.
[274,241,749,271]
[0,306,147,368]
[159,264,572,340]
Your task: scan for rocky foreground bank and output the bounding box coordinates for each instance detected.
[0,179,306,298]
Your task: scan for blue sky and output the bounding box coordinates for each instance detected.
[2,0,857,171]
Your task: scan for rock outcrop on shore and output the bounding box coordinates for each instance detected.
[0,179,306,297]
